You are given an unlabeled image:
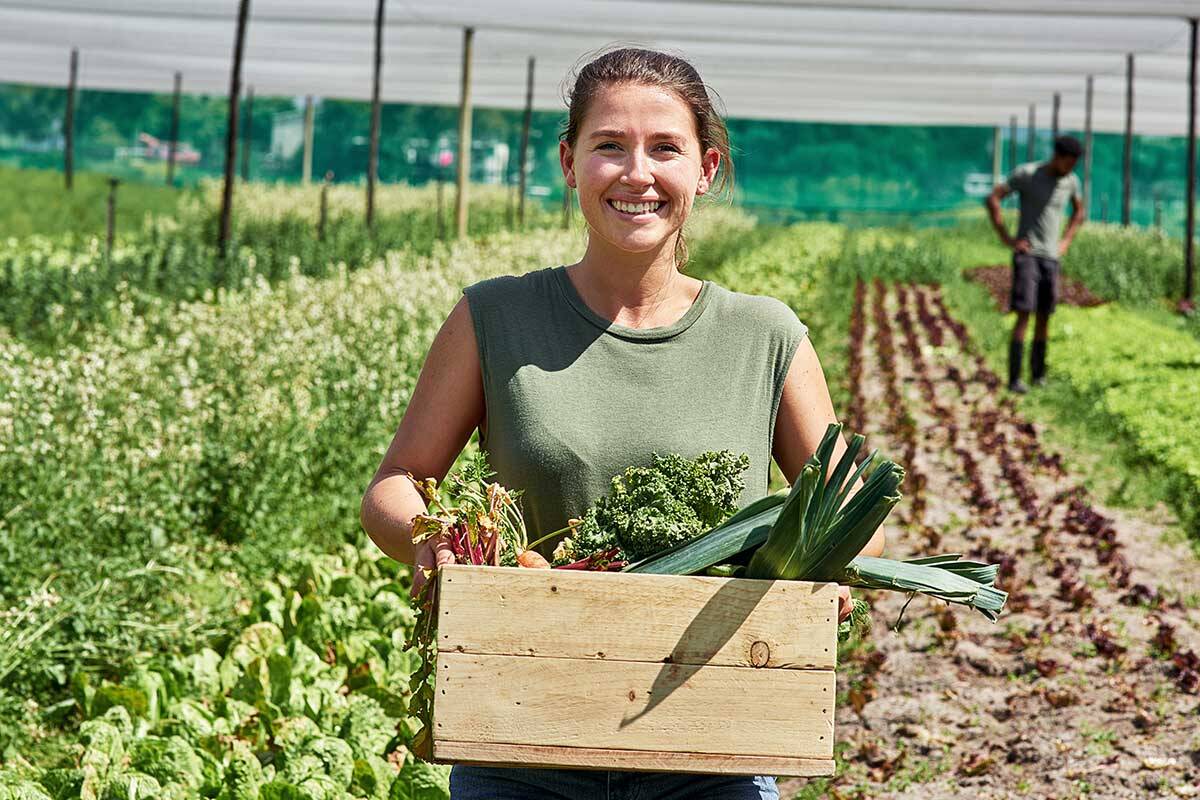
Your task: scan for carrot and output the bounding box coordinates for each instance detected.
[517,550,551,569]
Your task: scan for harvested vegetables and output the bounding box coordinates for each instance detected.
[627,423,1008,621]
[408,452,545,570]
[552,451,750,564]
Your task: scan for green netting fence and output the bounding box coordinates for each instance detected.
[0,82,1193,236]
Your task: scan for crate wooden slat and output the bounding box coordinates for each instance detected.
[438,566,838,670]
[435,652,835,757]
[432,565,838,776]
[432,742,836,777]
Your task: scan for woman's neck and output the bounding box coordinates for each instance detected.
[567,233,701,329]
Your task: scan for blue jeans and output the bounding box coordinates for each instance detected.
[450,765,780,799]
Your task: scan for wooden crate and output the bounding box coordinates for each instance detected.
[430,564,838,777]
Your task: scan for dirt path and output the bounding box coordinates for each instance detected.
[781,281,1200,800]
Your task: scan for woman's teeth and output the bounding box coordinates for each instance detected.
[610,200,664,214]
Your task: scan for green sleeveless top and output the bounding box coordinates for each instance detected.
[463,265,808,554]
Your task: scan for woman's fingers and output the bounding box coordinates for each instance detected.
[410,535,454,597]
[837,585,853,622]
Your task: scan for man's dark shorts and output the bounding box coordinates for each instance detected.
[1010,252,1060,314]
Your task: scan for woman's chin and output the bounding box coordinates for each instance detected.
[592,226,676,256]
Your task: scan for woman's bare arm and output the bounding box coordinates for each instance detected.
[772,337,886,559]
[360,297,485,571]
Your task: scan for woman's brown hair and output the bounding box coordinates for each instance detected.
[561,47,734,267]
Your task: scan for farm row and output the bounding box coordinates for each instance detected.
[0,173,1195,796]
[1,179,557,349]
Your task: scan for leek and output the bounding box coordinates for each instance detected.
[625,423,1007,621]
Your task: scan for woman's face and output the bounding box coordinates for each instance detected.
[560,82,720,256]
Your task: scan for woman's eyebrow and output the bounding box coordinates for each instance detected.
[588,129,687,140]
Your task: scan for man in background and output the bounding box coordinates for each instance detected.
[986,135,1086,394]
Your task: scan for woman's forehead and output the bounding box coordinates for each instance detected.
[581,83,698,137]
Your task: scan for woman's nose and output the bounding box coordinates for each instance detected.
[621,150,653,186]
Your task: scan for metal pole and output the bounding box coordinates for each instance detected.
[64,48,77,191]
[302,95,315,184]
[1027,103,1036,162]
[455,27,475,239]
[1052,92,1061,140]
[518,55,535,227]
[1123,53,1134,227]
[992,126,1002,186]
[240,84,254,182]
[1186,18,1197,304]
[106,177,119,258]
[367,0,385,231]
[218,0,250,258]
[167,71,181,187]
[1084,75,1094,221]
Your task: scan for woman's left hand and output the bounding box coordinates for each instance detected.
[837,586,853,622]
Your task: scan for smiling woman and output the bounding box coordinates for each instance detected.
[360,47,878,800]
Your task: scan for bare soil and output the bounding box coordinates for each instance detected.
[779,281,1200,800]
[965,264,1106,311]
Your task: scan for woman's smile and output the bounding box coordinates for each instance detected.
[606,198,668,219]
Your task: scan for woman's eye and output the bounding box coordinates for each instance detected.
[597,142,620,151]
[658,143,681,153]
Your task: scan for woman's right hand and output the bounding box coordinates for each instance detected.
[412,533,457,598]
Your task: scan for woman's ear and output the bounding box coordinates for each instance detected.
[559,140,577,189]
[696,147,721,196]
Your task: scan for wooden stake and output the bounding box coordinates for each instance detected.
[1026,103,1036,162]
[1008,114,1017,173]
[303,95,315,185]
[1123,53,1134,227]
[518,56,535,228]
[1185,18,1197,304]
[1084,75,1094,221]
[218,0,251,258]
[455,27,475,239]
[64,48,77,191]
[167,71,182,187]
[437,175,445,239]
[367,0,385,231]
[106,177,119,258]
[992,126,1002,186]
[319,170,332,242]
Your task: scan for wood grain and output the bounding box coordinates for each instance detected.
[437,565,838,670]
[434,652,835,760]
[432,740,836,777]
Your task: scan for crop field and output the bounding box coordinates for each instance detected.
[1,169,1197,799]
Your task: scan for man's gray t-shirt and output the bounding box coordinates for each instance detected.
[1005,162,1081,259]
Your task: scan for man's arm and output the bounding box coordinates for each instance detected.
[1058,193,1086,257]
[986,184,1019,250]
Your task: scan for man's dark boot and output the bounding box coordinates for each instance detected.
[1031,340,1047,387]
[1008,339,1028,394]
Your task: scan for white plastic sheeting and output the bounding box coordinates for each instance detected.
[0,0,1194,134]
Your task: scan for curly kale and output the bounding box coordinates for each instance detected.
[558,451,750,564]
